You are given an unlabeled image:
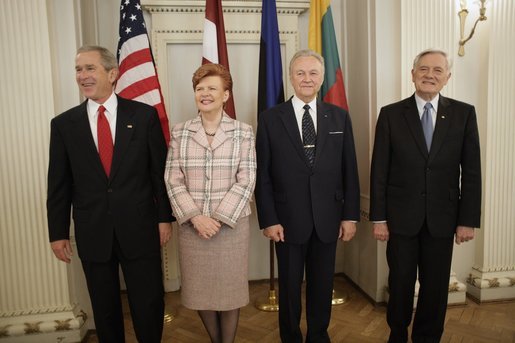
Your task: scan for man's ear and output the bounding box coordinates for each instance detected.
[109,68,119,84]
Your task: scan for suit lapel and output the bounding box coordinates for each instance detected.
[403,96,429,158]
[188,116,210,149]
[278,101,310,168]
[428,95,451,162]
[110,97,135,181]
[210,114,233,151]
[70,101,107,179]
[187,113,235,151]
[314,101,330,166]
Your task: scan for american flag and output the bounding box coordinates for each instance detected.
[202,0,236,119]
[116,0,170,144]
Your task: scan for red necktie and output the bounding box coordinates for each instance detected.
[97,105,113,176]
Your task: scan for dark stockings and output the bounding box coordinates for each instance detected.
[198,309,240,343]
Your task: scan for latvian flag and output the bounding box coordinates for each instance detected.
[202,0,236,118]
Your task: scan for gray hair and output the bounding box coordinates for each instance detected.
[412,48,452,71]
[77,45,118,71]
[289,49,325,76]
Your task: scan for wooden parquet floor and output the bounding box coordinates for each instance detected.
[84,276,515,342]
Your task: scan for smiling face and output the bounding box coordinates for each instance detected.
[194,76,229,116]
[75,50,118,103]
[290,56,324,103]
[411,52,451,101]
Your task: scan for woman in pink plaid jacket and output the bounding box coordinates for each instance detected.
[164,64,256,343]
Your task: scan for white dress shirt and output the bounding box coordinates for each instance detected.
[292,95,317,139]
[414,93,439,129]
[86,92,118,149]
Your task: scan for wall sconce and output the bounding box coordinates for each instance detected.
[458,0,488,56]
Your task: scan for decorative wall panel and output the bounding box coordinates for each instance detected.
[400,0,456,97]
[468,0,515,302]
[0,0,88,341]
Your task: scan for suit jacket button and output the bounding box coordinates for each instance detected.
[421,192,426,197]
[107,188,113,193]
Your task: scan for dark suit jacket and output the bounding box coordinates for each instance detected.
[47,95,173,262]
[255,99,360,244]
[370,94,481,237]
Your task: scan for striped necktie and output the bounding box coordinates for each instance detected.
[302,104,316,166]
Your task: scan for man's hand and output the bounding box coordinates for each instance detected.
[339,221,356,241]
[263,224,284,242]
[373,222,389,242]
[191,215,221,240]
[455,226,475,245]
[159,222,172,246]
[51,239,73,263]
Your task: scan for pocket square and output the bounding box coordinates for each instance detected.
[329,131,343,134]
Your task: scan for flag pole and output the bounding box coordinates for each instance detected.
[255,241,279,311]
[309,0,351,306]
[254,0,283,313]
[332,288,349,305]
[116,0,175,320]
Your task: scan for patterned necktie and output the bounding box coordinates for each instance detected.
[421,102,434,151]
[302,104,316,166]
[97,105,113,176]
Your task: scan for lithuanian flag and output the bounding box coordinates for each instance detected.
[309,0,349,111]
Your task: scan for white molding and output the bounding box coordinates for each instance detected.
[467,0,515,303]
[0,308,88,342]
[384,272,467,307]
[0,2,92,341]
[400,0,456,98]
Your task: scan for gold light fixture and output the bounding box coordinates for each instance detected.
[458,0,488,56]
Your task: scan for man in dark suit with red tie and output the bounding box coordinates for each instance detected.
[370,48,482,343]
[255,49,360,342]
[47,46,173,342]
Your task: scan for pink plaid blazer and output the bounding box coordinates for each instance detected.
[164,113,256,228]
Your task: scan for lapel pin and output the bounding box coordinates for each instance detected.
[127,125,133,129]
[441,115,446,119]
